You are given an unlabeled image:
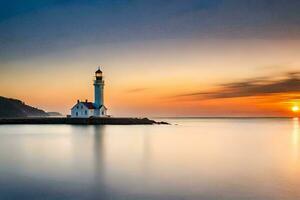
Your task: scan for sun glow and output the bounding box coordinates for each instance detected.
[292,105,299,113]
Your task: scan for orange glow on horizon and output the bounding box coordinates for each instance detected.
[292,106,300,113]
[1,39,300,116]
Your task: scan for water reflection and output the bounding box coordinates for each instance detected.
[141,127,152,178]
[2,119,300,199]
[92,126,108,198]
[292,118,300,149]
[93,126,105,182]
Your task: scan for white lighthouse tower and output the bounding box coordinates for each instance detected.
[93,67,107,116]
[70,67,107,118]
[94,68,104,107]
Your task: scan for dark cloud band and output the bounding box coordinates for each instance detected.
[175,72,300,100]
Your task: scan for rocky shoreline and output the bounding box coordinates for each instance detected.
[0,117,169,125]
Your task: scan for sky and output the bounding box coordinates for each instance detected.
[0,0,300,117]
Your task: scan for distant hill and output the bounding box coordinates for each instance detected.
[0,96,49,118]
[47,112,63,116]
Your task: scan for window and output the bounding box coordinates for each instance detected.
[76,106,79,109]
[85,110,87,115]
[76,112,78,116]
[81,105,83,109]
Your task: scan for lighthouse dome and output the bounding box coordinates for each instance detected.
[95,68,102,74]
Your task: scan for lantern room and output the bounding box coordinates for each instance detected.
[95,67,103,80]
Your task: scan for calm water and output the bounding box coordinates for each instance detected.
[0,118,300,200]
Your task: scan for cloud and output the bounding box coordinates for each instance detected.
[175,71,300,100]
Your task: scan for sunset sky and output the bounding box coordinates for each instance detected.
[1,0,300,117]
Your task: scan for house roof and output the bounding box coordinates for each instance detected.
[82,102,96,109]
[71,101,107,110]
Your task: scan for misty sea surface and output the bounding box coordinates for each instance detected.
[1,118,300,200]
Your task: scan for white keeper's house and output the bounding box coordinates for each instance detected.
[71,68,107,118]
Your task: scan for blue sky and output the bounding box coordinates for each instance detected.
[1,0,300,61]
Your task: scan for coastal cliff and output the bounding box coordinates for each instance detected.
[0,96,49,118]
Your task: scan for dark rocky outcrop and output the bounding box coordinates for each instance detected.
[0,96,48,118]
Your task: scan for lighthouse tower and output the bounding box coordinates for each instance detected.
[93,67,107,116]
[94,67,104,108]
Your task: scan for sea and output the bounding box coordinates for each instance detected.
[0,118,300,200]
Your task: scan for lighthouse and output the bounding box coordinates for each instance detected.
[94,67,104,108]
[70,67,107,118]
